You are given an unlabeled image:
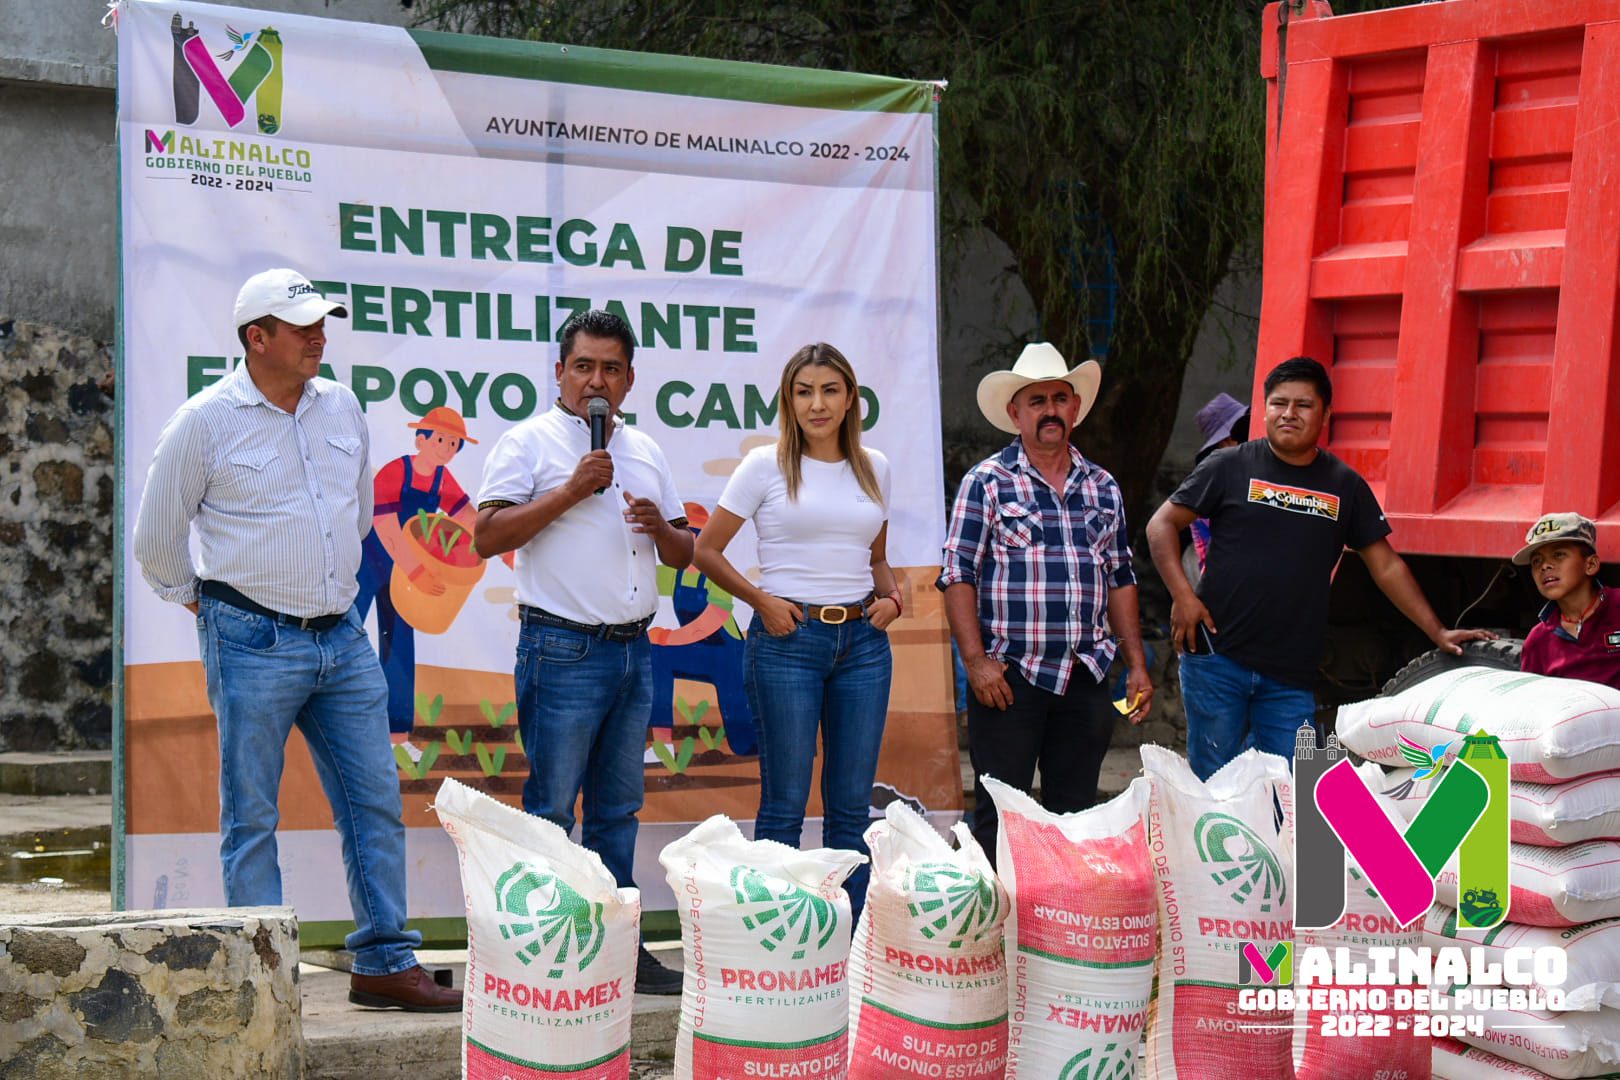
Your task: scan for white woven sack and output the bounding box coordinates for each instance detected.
[1385,767,1620,847]
[1432,1037,1558,1079]
[846,800,1008,1079]
[1337,667,1620,783]
[1442,999,1620,1080]
[1294,762,1428,1080]
[434,778,640,1080]
[1423,903,1620,1011]
[659,815,865,1080]
[1141,746,1295,1080]
[1434,840,1620,927]
[986,775,1156,1080]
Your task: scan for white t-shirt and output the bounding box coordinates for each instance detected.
[477,404,684,624]
[717,445,890,605]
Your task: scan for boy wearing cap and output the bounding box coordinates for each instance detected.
[134,268,460,1012]
[1517,513,1620,690]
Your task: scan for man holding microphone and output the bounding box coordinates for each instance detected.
[475,309,692,994]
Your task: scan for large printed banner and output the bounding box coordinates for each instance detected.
[115,0,953,942]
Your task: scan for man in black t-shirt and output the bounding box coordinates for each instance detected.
[1146,357,1493,779]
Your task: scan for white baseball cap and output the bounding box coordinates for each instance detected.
[233,268,348,329]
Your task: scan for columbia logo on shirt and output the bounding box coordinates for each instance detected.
[1246,479,1340,521]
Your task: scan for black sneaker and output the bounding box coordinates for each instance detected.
[636,944,684,996]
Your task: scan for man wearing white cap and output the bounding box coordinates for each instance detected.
[939,343,1152,862]
[134,268,461,1012]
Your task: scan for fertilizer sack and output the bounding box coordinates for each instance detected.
[1423,903,1620,1010]
[1385,767,1620,847]
[985,775,1156,1080]
[434,778,639,1080]
[1141,746,1296,1080]
[1440,998,1620,1080]
[846,800,1008,1080]
[660,815,865,1080]
[1432,1038,1560,1080]
[1434,840,1620,927]
[1294,763,1428,1080]
[1337,667,1620,783]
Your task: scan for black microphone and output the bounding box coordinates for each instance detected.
[587,396,610,495]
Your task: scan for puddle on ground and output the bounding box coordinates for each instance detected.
[3,827,111,890]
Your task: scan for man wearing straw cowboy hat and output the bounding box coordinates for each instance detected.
[939,342,1152,861]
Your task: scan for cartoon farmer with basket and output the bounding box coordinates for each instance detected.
[357,407,505,735]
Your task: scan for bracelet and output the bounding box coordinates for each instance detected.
[885,589,903,618]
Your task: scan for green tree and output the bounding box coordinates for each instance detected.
[417,0,1404,527]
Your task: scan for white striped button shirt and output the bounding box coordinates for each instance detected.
[133,361,373,618]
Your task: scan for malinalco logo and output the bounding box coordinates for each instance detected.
[1058,1042,1133,1080]
[1295,726,1510,931]
[1238,941,1293,985]
[168,13,285,134]
[731,866,838,961]
[1194,812,1287,912]
[905,862,1002,950]
[493,863,606,978]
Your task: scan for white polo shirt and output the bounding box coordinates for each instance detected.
[477,403,683,625]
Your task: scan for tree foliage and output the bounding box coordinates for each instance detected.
[415,0,1408,528]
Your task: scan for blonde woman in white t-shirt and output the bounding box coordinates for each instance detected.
[693,343,900,914]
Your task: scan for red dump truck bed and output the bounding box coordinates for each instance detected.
[1257,0,1620,561]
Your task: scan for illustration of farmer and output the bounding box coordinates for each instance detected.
[356,407,494,735]
[649,503,758,756]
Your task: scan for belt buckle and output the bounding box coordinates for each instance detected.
[298,616,312,631]
[820,605,848,626]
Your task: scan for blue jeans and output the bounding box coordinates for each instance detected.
[1179,648,1315,781]
[355,554,415,734]
[744,611,892,913]
[515,623,650,890]
[197,596,420,976]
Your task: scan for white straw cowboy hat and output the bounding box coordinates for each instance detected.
[975,343,1103,435]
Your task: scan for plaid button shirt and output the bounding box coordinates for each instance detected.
[938,440,1135,695]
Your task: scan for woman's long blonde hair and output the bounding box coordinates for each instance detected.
[776,343,884,505]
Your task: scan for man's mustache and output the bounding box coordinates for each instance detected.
[1038,416,1066,429]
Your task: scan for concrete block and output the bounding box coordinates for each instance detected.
[300,955,682,1079]
[0,906,301,1078]
[0,752,113,796]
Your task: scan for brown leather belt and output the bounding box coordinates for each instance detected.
[799,594,876,625]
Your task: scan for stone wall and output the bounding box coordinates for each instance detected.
[0,319,115,752]
[0,907,302,1078]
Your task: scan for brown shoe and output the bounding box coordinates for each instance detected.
[349,964,463,1012]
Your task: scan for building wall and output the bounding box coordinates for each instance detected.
[0,0,417,338]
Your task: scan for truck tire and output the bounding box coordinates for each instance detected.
[1379,638,1524,697]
